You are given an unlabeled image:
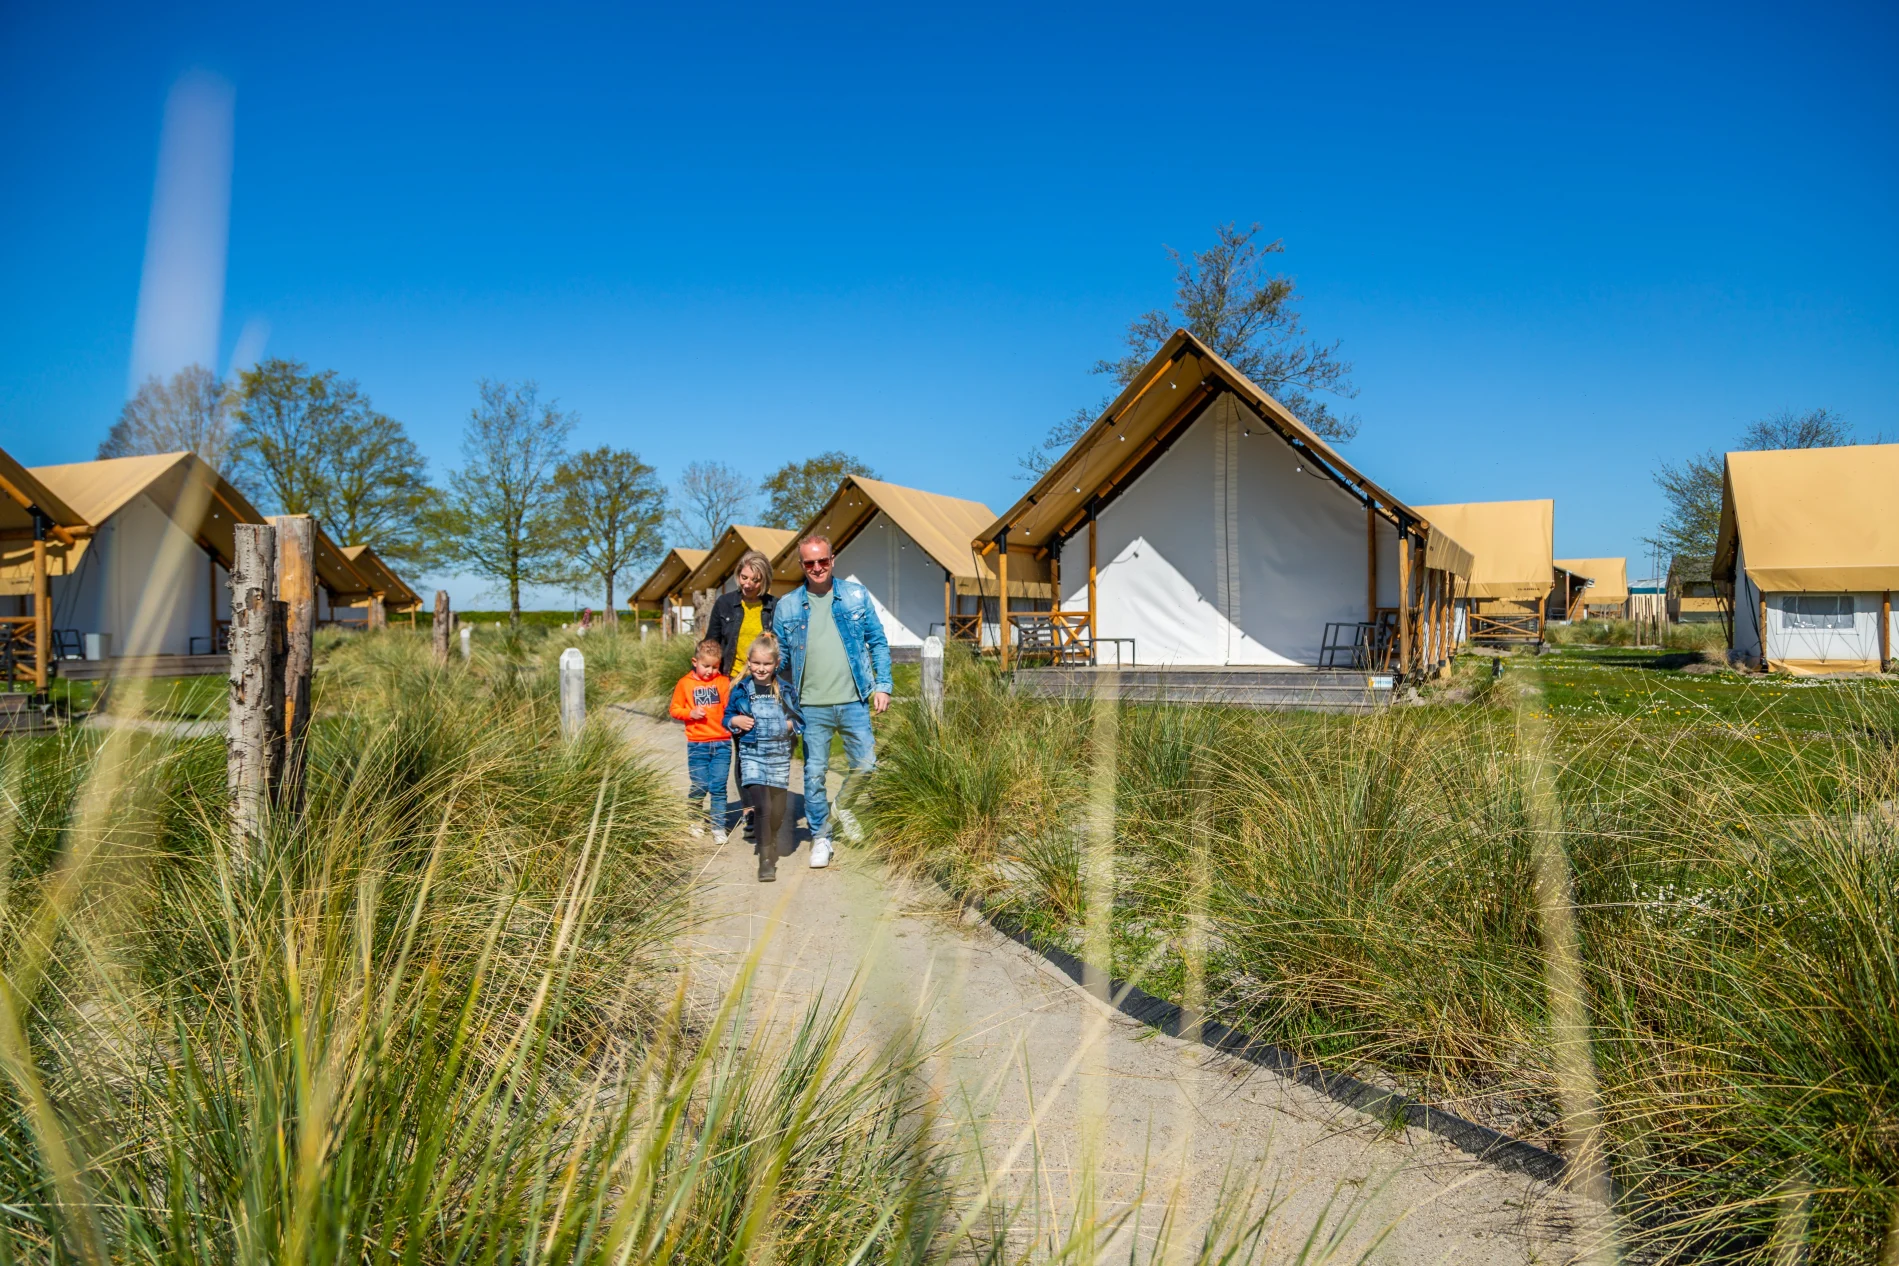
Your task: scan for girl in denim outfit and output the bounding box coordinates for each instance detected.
[724,633,802,882]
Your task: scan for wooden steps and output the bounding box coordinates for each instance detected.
[1011,666,1395,713]
[0,693,56,735]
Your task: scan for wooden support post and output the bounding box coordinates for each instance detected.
[1882,591,1892,671]
[228,523,280,867]
[367,591,386,631]
[1366,505,1378,623]
[1760,595,1770,671]
[997,529,1011,670]
[208,548,218,649]
[433,590,451,663]
[943,567,952,642]
[1086,510,1098,657]
[1396,533,1412,675]
[273,516,316,810]
[31,531,49,694]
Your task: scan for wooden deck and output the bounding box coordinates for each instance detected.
[58,654,230,682]
[1011,665,1396,713]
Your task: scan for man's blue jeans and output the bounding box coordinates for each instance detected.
[686,739,731,832]
[800,701,875,841]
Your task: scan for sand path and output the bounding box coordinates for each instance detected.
[610,704,1603,1263]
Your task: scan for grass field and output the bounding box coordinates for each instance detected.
[864,646,1899,1263]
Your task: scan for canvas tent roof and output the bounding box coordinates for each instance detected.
[340,544,421,611]
[681,525,798,595]
[978,329,1472,579]
[0,446,85,542]
[767,476,1029,595]
[1714,443,1899,591]
[630,548,709,604]
[1555,557,1628,604]
[1413,500,1553,601]
[5,452,265,581]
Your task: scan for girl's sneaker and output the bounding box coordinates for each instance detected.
[689,825,705,839]
[712,830,729,844]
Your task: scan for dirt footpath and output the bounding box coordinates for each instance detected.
[611,705,1606,1263]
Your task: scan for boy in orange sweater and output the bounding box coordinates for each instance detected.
[669,639,733,842]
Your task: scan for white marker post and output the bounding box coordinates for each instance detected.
[921,634,944,720]
[558,647,585,741]
[460,625,472,661]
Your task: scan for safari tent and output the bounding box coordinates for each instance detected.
[977,329,1472,675]
[1715,444,1898,674]
[766,475,1033,653]
[1413,500,1555,644]
[0,446,89,690]
[628,547,708,636]
[339,544,422,628]
[679,525,798,601]
[3,452,265,662]
[1554,557,1629,620]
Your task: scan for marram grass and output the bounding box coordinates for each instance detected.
[0,630,1395,1264]
[864,651,1899,1263]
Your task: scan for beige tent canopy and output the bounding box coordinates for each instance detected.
[1715,445,1899,592]
[340,544,421,612]
[16,452,265,577]
[630,547,708,605]
[1414,500,1554,602]
[681,525,798,597]
[0,448,85,545]
[767,476,1042,598]
[1555,557,1629,605]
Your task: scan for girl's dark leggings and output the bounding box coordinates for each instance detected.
[742,783,793,863]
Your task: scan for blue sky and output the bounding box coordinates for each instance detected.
[3,1,1894,606]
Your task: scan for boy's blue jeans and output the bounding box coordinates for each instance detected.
[686,739,731,831]
[800,701,875,841]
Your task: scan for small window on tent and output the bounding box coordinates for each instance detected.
[1784,595,1853,630]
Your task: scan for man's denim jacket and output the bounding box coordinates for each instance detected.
[771,579,892,702]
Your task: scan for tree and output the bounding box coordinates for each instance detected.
[98,364,233,470]
[229,357,436,565]
[1648,407,1856,581]
[439,380,575,629]
[1022,223,1358,477]
[759,451,879,529]
[554,446,666,625]
[670,461,752,549]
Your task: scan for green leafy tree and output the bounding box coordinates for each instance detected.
[1023,223,1358,477]
[230,358,436,566]
[554,446,666,625]
[1649,408,1856,582]
[759,451,879,530]
[440,380,575,629]
[98,364,233,470]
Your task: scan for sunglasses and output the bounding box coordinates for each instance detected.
[800,555,835,571]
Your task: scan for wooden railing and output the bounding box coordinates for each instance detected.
[1467,604,1543,643]
[0,617,41,687]
[947,613,983,645]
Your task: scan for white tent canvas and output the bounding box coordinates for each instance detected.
[833,510,950,649]
[1056,394,1404,667]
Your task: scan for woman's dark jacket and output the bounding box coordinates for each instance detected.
[706,589,777,676]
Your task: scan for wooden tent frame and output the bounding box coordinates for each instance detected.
[0,448,88,695]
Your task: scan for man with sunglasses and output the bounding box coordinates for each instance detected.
[772,533,891,868]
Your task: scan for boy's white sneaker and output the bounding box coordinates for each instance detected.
[689,825,705,839]
[712,830,729,845]
[835,808,864,844]
[809,838,834,869]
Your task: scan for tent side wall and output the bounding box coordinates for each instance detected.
[1734,537,1887,672]
[1732,541,1763,668]
[1054,398,1387,667]
[51,493,228,656]
[832,511,945,648]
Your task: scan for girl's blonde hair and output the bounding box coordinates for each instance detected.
[744,633,782,695]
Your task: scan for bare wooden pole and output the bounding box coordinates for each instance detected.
[1366,505,1377,623]
[1086,510,1098,657]
[228,523,280,866]
[433,590,451,664]
[997,531,1011,670]
[31,532,48,694]
[1396,532,1412,676]
[273,515,316,810]
[1883,591,1892,671]
[943,568,953,641]
[367,591,386,631]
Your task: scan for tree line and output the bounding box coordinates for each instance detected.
[100,360,878,628]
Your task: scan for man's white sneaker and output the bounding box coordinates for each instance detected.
[712,830,729,845]
[835,808,864,844]
[809,838,834,869]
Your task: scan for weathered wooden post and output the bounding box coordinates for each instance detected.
[273,515,316,810]
[460,624,472,661]
[921,634,944,720]
[367,591,386,631]
[692,589,713,638]
[558,647,585,742]
[433,590,451,664]
[228,523,280,867]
